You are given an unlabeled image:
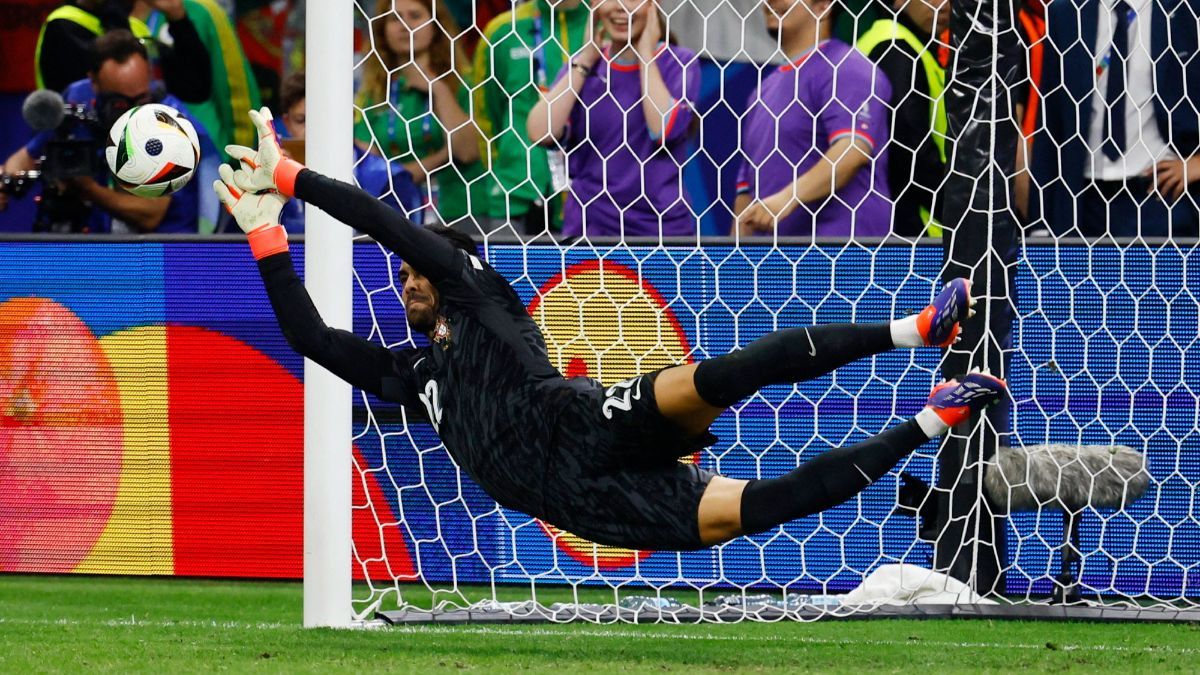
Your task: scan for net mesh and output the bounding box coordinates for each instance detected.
[338,0,1200,621]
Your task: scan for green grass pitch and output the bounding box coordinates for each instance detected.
[1,574,1198,673]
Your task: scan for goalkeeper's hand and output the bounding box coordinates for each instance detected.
[213,164,291,260]
[224,107,305,197]
[213,164,285,233]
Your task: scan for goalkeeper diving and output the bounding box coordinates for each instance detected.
[215,109,1007,550]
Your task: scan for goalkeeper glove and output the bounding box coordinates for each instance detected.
[224,107,305,197]
[213,163,289,260]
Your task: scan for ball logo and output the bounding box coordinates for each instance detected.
[527,260,694,568]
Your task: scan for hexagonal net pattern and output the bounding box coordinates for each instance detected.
[341,0,1200,622]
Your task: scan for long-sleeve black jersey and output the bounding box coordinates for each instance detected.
[258,169,601,517]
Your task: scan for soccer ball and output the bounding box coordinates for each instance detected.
[105,103,200,198]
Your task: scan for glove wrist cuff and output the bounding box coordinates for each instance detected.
[274,159,305,198]
[248,224,289,260]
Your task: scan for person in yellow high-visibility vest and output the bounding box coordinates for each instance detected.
[36,0,211,103]
[856,0,950,238]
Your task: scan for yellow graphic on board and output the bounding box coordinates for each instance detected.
[528,261,694,568]
[76,326,174,574]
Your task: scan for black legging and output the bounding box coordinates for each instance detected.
[692,323,895,407]
[739,420,930,534]
[690,322,931,534]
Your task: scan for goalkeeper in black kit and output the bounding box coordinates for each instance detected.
[215,109,1008,551]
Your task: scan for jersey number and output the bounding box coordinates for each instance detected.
[602,377,642,419]
[419,379,443,431]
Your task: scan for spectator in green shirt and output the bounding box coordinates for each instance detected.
[355,0,486,231]
[475,0,591,236]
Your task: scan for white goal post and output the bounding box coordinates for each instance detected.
[303,0,355,629]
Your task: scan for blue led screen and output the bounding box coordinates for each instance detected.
[352,242,1200,598]
[1,240,1194,597]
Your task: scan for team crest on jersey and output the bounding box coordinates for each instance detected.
[433,316,452,349]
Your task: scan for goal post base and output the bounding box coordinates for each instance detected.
[376,602,1200,625]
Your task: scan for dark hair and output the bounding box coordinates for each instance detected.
[89,29,148,74]
[280,71,306,114]
[424,224,477,255]
[825,0,843,27]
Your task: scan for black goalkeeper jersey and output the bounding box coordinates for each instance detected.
[257,170,602,517]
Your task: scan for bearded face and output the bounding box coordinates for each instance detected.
[399,263,439,333]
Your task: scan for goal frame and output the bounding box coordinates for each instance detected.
[303,0,355,629]
[300,0,1199,627]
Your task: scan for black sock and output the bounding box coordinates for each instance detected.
[739,420,930,535]
[692,323,893,408]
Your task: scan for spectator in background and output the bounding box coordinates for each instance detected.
[1012,0,1046,221]
[277,69,444,232]
[735,0,892,237]
[475,0,591,235]
[134,0,260,233]
[36,0,212,103]
[135,0,262,161]
[236,0,306,111]
[279,71,306,140]
[356,0,486,231]
[236,0,296,111]
[857,0,950,238]
[527,0,700,237]
[274,70,307,232]
[655,0,781,237]
[1032,0,1200,237]
[4,30,213,232]
[276,70,415,230]
[443,0,510,55]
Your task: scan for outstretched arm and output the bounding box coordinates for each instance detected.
[226,108,464,283]
[257,249,412,401]
[213,164,415,403]
[290,169,463,283]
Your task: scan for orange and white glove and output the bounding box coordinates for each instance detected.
[224,107,305,197]
[213,163,289,260]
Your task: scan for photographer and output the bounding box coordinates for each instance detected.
[3,29,214,233]
[36,0,212,103]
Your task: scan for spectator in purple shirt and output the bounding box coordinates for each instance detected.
[527,0,700,238]
[735,0,893,238]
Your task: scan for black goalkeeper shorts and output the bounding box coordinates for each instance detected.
[541,368,717,551]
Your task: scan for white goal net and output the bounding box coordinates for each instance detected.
[324,0,1200,623]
